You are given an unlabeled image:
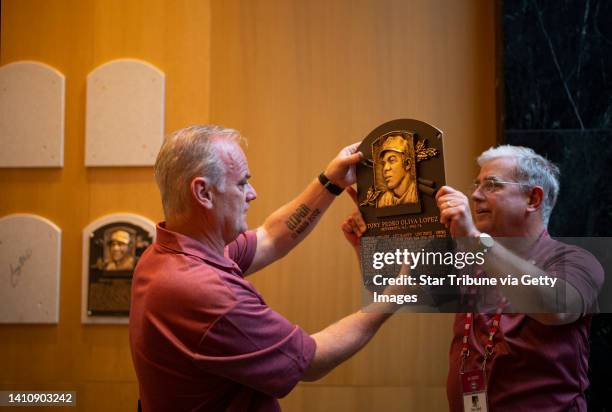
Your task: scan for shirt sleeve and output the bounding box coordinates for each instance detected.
[226,230,257,274]
[545,244,604,313]
[194,286,316,398]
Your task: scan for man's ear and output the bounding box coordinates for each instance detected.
[526,186,544,212]
[191,177,214,209]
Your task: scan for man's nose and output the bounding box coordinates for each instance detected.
[471,185,485,202]
[246,183,257,202]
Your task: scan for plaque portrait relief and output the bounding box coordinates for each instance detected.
[96,227,137,271]
[356,119,447,236]
[82,213,155,324]
[362,132,419,208]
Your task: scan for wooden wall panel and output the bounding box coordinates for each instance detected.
[0,0,495,411]
[209,0,496,408]
[0,1,211,411]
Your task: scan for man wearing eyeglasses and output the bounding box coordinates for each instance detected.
[434,145,603,411]
[340,145,604,411]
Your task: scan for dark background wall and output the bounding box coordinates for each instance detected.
[501,0,611,409]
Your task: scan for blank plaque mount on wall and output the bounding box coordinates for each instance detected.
[0,214,61,323]
[85,58,165,167]
[0,61,65,167]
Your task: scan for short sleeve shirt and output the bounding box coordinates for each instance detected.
[447,232,604,412]
[129,223,316,412]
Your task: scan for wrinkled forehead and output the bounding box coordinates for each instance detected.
[477,157,517,180]
[213,139,249,176]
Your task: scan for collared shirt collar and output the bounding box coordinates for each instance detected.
[155,222,237,270]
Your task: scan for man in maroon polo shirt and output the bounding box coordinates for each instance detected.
[342,145,603,411]
[129,125,404,411]
[434,145,603,411]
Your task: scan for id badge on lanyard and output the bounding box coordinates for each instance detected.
[459,230,541,412]
[459,301,505,412]
[461,365,488,412]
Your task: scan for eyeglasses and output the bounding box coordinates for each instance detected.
[470,178,527,194]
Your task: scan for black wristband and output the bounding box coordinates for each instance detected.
[318,172,344,195]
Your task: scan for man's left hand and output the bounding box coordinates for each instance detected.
[435,185,479,238]
[341,187,366,248]
[324,142,363,188]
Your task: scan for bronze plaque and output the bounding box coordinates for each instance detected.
[357,119,452,298]
[87,222,152,317]
[357,118,447,238]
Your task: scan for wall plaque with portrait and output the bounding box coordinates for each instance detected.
[357,118,447,237]
[82,213,155,324]
[356,119,450,294]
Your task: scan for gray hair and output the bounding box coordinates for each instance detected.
[477,145,560,227]
[154,125,244,218]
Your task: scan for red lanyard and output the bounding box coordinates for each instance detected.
[460,296,507,366]
[460,230,548,371]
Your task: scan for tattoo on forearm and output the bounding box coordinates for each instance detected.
[285,204,321,239]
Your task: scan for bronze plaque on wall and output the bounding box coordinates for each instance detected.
[87,222,152,317]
